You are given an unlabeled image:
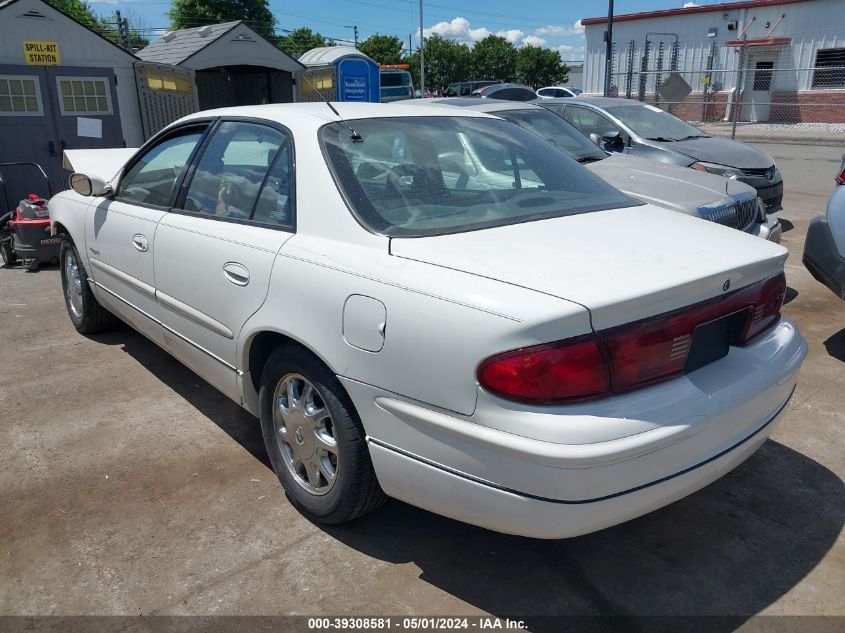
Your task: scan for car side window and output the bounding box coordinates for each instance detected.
[567,107,619,137]
[116,126,206,207]
[252,140,294,228]
[182,121,284,220]
[459,84,471,96]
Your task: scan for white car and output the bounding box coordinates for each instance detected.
[52,103,807,539]
[536,86,580,99]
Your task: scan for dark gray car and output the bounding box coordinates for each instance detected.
[536,96,784,212]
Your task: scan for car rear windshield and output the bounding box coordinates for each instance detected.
[320,116,637,237]
[496,109,607,163]
[607,104,708,141]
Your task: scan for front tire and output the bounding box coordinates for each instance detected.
[60,238,114,334]
[259,345,386,524]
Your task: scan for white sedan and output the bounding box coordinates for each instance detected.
[51,103,806,538]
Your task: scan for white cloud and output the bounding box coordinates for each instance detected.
[495,29,525,45]
[522,35,547,47]
[557,43,585,61]
[535,20,584,37]
[425,17,583,49]
[424,17,491,45]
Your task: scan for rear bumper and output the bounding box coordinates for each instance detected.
[368,393,788,539]
[344,318,806,538]
[803,215,845,299]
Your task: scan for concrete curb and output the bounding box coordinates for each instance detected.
[704,131,845,147]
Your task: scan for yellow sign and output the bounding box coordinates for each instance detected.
[23,40,60,65]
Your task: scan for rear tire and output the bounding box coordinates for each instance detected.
[0,238,15,268]
[60,238,114,334]
[259,344,386,524]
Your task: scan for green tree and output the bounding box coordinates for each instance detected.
[471,35,517,82]
[46,0,100,30]
[277,27,332,58]
[406,34,472,95]
[516,45,569,88]
[169,0,276,38]
[358,34,404,65]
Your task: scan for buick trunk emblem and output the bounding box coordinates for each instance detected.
[723,279,731,292]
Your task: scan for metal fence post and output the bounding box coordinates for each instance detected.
[638,39,650,101]
[732,36,747,140]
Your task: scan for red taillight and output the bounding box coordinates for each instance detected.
[477,273,786,405]
[477,336,610,404]
[836,161,845,185]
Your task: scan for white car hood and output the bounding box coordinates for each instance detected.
[62,148,138,184]
[586,154,754,215]
[390,204,787,330]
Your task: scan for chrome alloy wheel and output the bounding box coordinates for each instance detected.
[273,373,339,495]
[64,250,83,319]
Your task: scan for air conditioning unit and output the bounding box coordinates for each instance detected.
[727,21,738,31]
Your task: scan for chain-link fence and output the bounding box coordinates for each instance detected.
[607,37,845,139]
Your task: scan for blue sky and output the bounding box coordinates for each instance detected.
[87,0,708,61]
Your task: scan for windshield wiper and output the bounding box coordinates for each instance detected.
[676,134,711,140]
[576,156,604,164]
[645,136,677,142]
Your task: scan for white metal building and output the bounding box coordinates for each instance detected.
[581,0,845,122]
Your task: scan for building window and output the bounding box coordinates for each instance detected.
[0,75,43,116]
[812,48,845,89]
[57,77,112,115]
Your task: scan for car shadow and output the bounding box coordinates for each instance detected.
[824,328,845,363]
[779,218,795,232]
[95,326,270,469]
[100,328,844,630]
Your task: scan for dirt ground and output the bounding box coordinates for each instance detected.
[1,143,843,628]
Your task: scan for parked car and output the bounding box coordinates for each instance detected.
[380,67,415,103]
[424,98,780,242]
[536,86,580,99]
[445,80,500,97]
[537,96,784,212]
[52,103,806,539]
[472,83,537,101]
[803,156,845,299]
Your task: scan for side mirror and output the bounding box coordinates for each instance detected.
[69,172,112,197]
[601,130,625,152]
[589,132,602,146]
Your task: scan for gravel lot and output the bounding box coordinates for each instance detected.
[1,143,843,628]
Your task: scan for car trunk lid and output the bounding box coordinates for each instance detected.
[390,204,787,330]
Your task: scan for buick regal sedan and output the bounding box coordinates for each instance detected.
[52,103,806,538]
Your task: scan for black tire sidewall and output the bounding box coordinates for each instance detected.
[60,239,85,330]
[259,347,365,521]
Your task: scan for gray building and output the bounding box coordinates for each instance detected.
[137,22,304,110]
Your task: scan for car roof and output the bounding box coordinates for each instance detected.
[174,101,494,129]
[539,96,643,108]
[425,97,541,113]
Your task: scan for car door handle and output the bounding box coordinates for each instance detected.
[223,262,249,286]
[132,234,149,252]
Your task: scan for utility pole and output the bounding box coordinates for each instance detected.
[603,0,614,96]
[115,10,131,52]
[419,0,425,96]
[345,25,359,48]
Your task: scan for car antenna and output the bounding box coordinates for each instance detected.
[300,73,363,142]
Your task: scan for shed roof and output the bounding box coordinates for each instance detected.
[137,21,303,72]
[137,21,242,64]
[298,46,376,67]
